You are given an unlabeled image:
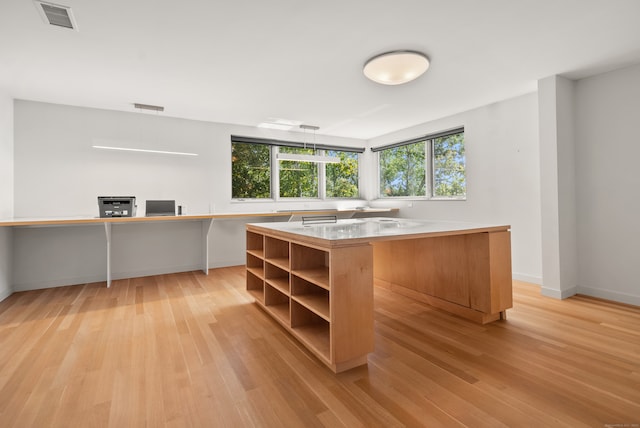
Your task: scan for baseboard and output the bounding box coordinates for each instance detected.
[577,286,640,307]
[208,258,245,269]
[111,265,201,281]
[13,264,203,292]
[541,286,578,300]
[13,274,106,292]
[0,287,12,302]
[512,273,542,285]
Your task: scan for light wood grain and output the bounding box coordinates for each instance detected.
[1,267,639,427]
[373,231,512,323]
[250,229,374,373]
[329,244,375,364]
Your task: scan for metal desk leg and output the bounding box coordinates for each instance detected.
[104,222,112,288]
[202,218,214,274]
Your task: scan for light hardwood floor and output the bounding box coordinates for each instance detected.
[0,266,638,427]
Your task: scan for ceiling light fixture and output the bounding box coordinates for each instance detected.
[91,104,197,156]
[92,145,198,156]
[257,118,301,131]
[276,125,340,164]
[363,50,430,85]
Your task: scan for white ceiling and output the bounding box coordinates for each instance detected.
[1,0,640,140]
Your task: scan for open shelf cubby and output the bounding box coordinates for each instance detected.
[246,270,264,303]
[291,300,330,359]
[291,243,329,289]
[291,275,329,321]
[265,283,290,325]
[265,236,289,270]
[246,231,264,259]
[246,252,264,279]
[265,261,290,295]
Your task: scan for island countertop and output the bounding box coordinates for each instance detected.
[247,217,511,247]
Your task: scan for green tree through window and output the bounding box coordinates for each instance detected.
[231,142,270,198]
[326,151,359,198]
[279,147,318,198]
[379,142,426,197]
[377,129,465,199]
[232,139,361,200]
[433,133,466,197]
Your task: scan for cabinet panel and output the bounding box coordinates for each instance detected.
[373,231,511,324]
[374,236,478,307]
[469,230,512,313]
[330,245,374,362]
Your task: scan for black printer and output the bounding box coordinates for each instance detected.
[98,196,137,218]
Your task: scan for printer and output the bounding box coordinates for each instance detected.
[98,196,137,218]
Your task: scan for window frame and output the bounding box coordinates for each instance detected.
[231,135,364,201]
[373,127,466,201]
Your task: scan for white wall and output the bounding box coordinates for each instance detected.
[13,101,367,218]
[538,76,578,299]
[12,100,367,290]
[368,93,542,283]
[574,63,640,305]
[0,91,13,301]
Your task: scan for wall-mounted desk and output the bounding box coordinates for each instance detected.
[245,218,512,373]
[0,209,398,288]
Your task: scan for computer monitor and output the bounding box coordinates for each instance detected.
[145,200,176,217]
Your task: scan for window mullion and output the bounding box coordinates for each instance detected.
[272,146,280,200]
[426,139,433,199]
[319,149,326,199]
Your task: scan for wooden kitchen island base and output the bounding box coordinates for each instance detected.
[246,228,374,373]
[372,230,512,324]
[246,218,512,373]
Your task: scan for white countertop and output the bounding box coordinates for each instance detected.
[248,218,510,242]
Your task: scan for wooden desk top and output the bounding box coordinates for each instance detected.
[0,208,398,227]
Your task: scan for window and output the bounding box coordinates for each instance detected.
[379,141,426,197]
[326,151,359,198]
[432,132,466,198]
[374,128,465,199]
[231,142,270,199]
[279,147,318,198]
[231,136,363,200]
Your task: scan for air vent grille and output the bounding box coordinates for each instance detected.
[34,1,78,30]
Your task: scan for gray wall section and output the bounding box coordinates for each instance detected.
[574,63,640,305]
[0,228,11,301]
[0,92,13,301]
[537,64,640,305]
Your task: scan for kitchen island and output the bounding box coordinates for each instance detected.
[245,218,512,373]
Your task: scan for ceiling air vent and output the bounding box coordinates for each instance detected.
[34,1,78,31]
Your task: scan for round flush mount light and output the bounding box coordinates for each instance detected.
[363,50,430,85]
